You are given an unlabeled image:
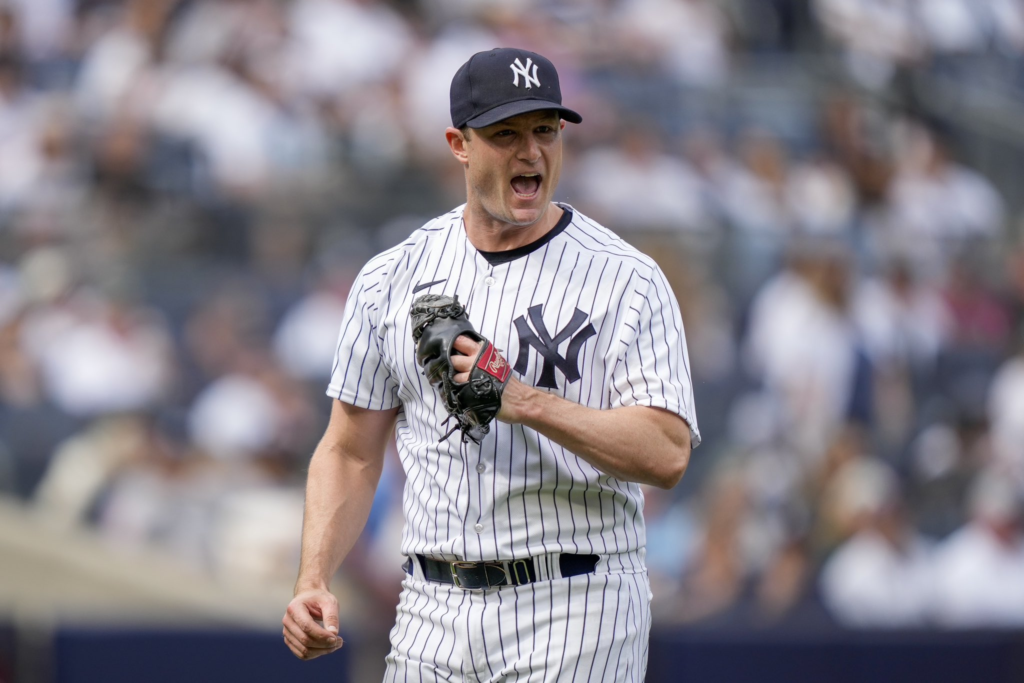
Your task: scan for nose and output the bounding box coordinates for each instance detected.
[516,132,541,164]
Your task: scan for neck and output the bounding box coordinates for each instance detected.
[463,201,564,253]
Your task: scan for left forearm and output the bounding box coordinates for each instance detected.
[503,382,691,489]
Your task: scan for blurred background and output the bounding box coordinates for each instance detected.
[0,0,1023,681]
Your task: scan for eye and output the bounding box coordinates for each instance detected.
[494,129,515,138]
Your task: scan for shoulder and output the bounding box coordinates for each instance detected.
[561,205,660,278]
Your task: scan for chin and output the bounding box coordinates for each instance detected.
[507,206,543,225]
[505,197,549,225]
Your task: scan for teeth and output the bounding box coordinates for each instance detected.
[520,173,539,177]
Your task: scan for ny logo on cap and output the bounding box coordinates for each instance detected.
[510,57,540,89]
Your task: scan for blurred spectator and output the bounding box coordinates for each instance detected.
[344,81,411,175]
[750,531,825,628]
[906,421,980,538]
[4,0,75,62]
[0,314,37,410]
[33,414,153,527]
[669,466,755,624]
[187,349,319,462]
[886,124,1005,248]
[0,84,83,217]
[658,257,737,383]
[718,130,792,235]
[917,0,988,55]
[283,0,413,102]
[0,55,39,208]
[917,0,1024,56]
[272,269,350,382]
[93,430,221,568]
[820,94,893,209]
[853,256,951,371]
[19,257,174,418]
[575,127,709,232]
[681,128,734,223]
[615,0,731,86]
[644,483,700,618]
[853,256,951,448]
[744,241,861,457]
[942,257,1014,353]
[813,0,923,88]
[183,283,272,388]
[987,0,1024,55]
[819,459,933,627]
[931,470,1024,628]
[988,347,1024,479]
[811,426,876,549]
[209,483,305,583]
[188,371,283,461]
[73,0,171,123]
[149,48,329,197]
[164,0,285,68]
[786,155,856,234]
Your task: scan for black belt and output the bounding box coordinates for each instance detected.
[408,554,599,590]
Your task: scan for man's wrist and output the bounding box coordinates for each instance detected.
[294,577,331,595]
[501,380,549,426]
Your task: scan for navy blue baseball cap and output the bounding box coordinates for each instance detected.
[450,48,582,129]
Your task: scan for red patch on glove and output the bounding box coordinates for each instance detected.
[476,344,512,383]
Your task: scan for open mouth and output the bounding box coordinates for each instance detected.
[511,173,542,200]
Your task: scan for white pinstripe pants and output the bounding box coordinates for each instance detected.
[383,555,652,682]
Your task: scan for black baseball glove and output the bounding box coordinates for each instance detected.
[411,293,511,444]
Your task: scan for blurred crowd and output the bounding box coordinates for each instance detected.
[0,0,1023,633]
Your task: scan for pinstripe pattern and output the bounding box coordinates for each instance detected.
[385,567,652,682]
[328,204,694,680]
[327,204,700,564]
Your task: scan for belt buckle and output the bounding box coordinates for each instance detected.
[450,559,532,590]
[486,561,515,588]
[450,561,484,591]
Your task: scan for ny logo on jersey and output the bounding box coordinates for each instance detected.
[510,58,540,89]
[514,305,596,389]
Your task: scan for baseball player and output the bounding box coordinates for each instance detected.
[282,47,700,681]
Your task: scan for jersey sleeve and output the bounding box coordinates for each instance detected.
[609,266,701,448]
[326,262,400,410]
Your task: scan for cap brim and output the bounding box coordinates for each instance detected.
[464,99,582,128]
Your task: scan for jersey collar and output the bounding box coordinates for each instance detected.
[475,204,574,266]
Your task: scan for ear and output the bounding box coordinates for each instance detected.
[560,120,566,130]
[446,127,469,165]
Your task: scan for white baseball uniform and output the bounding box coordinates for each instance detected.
[328,203,699,681]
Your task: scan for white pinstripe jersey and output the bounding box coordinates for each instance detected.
[328,203,700,565]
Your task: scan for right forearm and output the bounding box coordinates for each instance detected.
[283,400,396,661]
[295,440,383,593]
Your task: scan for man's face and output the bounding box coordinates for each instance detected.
[451,110,565,227]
